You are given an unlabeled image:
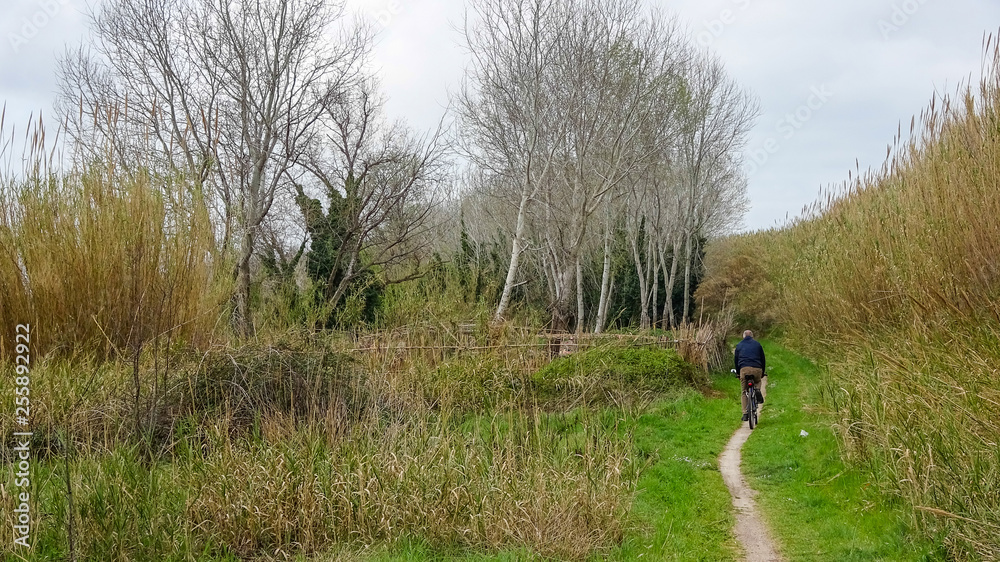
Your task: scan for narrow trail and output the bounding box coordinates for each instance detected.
[719,409,784,562]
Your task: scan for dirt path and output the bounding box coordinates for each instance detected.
[719,410,784,562]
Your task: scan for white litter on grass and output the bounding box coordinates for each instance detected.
[800,430,809,437]
[671,455,710,468]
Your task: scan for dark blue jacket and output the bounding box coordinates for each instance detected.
[734,336,766,374]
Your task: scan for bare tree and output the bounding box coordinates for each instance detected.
[458,0,568,324]
[587,44,754,332]
[453,0,756,331]
[295,78,448,309]
[460,0,709,331]
[57,0,372,334]
[673,50,758,323]
[537,1,686,331]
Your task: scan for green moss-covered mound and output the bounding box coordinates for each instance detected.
[532,345,699,400]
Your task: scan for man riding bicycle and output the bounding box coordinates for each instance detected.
[734,330,767,422]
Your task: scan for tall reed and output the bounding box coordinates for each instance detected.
[0,117,225,359]
[697,38,1000,559]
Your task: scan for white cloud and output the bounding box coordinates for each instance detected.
[3,0,999,231]
[1,0,89,129]
[675,0,1000,230]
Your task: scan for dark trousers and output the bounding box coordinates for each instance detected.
[740,367,765,414]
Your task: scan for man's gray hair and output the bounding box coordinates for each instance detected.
[743,330,754,338]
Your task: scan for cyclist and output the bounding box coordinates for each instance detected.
[734,330,766,422]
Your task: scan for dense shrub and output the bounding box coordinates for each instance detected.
[531,345,699,402]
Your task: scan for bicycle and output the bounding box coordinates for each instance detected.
[731,369,761,429]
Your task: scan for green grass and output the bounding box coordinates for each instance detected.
[612,383,740,561]
[316,377,745,562]
[303,340,950,562]
[742,341,947,561]
[610,340,947,562]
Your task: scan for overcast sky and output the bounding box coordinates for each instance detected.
[3,0,998,231]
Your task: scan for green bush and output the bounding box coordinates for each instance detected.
[531,345,697,401]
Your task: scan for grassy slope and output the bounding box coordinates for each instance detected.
[742,341,945,562]
[340,341,947,562]
[310,383,742,562]
[6,343,945,561]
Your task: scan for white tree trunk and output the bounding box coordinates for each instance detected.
[661,236,681,328]
[594,227,613,333]
[630,234,650,330]
[494,191,531,323]
[682,230,693,324]
[651,243,659,328]
[576,257,584,334]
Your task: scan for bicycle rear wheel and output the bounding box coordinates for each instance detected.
[748,391,757,429]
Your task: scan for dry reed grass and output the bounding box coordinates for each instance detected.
[0,116,225,360]
[0,325,654,560]
[697,37,1000,559]
[185,410,640,560]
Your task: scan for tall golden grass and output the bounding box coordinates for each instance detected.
[697,38,1000,559]
[0,326,649,560]
[0,117,225,359]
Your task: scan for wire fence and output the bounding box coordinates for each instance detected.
[343,321,732,372]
